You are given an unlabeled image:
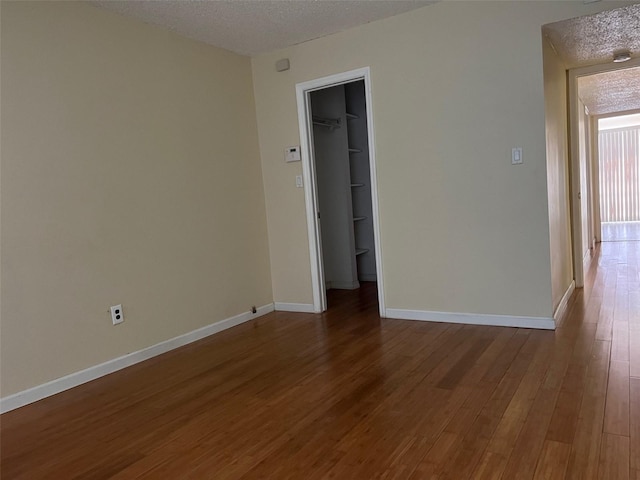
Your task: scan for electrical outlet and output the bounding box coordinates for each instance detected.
[110,304,124,325]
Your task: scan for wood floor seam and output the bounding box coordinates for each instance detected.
[2,240,638,479]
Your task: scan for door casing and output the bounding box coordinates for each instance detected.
[295,67,386,316]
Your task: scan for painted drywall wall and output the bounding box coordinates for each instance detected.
[1,2,272,396]
[253,1,632,317]
[543,37,574,312]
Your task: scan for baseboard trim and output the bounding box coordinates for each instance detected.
[553,280,576,324]
[0,303,275,414]
[327,281,360,290]
[358,274,377,282]
[385,308,556,330]
[274,302,316,313]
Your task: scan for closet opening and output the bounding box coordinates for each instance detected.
[296,68,385,316]
[310,81,376,309]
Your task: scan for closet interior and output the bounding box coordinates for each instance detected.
[310,81,377,294]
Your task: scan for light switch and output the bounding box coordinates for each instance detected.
[511,147,523,165]
[285,146,301,162]
[295,175,303,188]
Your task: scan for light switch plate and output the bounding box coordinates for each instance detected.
[512,147,523,165]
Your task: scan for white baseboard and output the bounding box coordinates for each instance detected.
[327,281,360,290]
[0,303,275,414]
[358,274,377,282]
[274,302,316,313]
[385,308,556,330]
[553,280,576,324]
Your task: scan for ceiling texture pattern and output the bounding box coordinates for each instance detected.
[544,3,640,116]
[543,4,640,69]
[578,67,640,115]
[93,0,434,56]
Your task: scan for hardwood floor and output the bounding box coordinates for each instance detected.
[602,222,640,242]
[1,241,638,479]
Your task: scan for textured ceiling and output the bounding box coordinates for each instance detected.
[578,66,640,115]
[92,0,435,56]
[544,4,640,116]
[543,4,640,68]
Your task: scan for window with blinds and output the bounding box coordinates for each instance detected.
[598,125,640,223]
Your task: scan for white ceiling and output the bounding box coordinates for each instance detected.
[92,0,435,57]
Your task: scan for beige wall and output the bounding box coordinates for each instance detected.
[253,1,630,317]
[1,2,272,396]
[543,37,574,312]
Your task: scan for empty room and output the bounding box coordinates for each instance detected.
[1,1,639,478]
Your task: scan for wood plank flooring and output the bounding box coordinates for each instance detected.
[1,240,638,479]
[602,222,640,242]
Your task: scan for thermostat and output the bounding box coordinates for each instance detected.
[285,146,301,162]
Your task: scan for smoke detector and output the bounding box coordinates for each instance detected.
[613,51,632,63]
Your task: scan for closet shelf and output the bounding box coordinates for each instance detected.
[348,148,362,153]
[351,183,365,188]
[355,248,369,256]
[346,112,359,120]
[312,116,341,130]
[353,216,367,222]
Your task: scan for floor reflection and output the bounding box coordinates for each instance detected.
[601,221,640,242]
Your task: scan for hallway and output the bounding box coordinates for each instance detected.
[1,242,639,479]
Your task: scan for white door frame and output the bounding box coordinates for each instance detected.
[295,67,386,316]
[567,58,640,287]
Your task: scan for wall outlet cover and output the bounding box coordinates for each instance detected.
[110,305,124,325]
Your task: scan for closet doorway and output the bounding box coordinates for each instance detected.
[296,68,385,316]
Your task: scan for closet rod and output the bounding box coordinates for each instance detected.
[312,116,341,130]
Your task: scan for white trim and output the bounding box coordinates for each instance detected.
[0,303,275,413]
[296,67,386,317]
[568,73,585,288]
[297,85,325,313]
[362,70,386,318]
[553,280,575,324]
[385,308,556,330]
[274,302,316,313]
[590,116,601,244]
